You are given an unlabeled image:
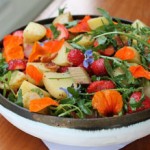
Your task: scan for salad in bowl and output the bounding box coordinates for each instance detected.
[0,8,150,129]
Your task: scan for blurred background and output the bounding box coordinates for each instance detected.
[0,0,52,38]
[1,0,150,38]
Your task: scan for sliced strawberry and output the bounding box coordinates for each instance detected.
[90,58,108,76]
[67,49,85,66]
[94,40,115,56]
[87,80,115,93]
[58,66,69,73]
[8,59,27,70]
[55,24,69,40]
[128,92,150,113]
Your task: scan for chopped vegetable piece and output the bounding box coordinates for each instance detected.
[55,23,69,40]
[26,65,43,84]
[3,34,23,48]
[94,41,115,56]
[129,65,150,80]
[46,28,53,39]
[92,90,123,116]
[68,67,91,84]
[28,42,47,62]
[8,59,27,70]
[3,34,24,62]
[115,46,135,60]
[68,16,91,33]
[43,39,65,53]
[3,46,24,62]
[29,97,59,112]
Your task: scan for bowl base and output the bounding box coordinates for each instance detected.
[42,140,130,150]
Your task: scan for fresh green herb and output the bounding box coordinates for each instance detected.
[31,88,44,97]
[0,53,8,76]
[15,89,23,106]
[70,43,87,52]
[0,71,15,97]
[65,20,78,28]
[97,8,113,24]
[58,7,66,15]
[49,24,60,39]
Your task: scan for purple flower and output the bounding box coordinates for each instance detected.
[83,50,94,68]
[59,87,72,98]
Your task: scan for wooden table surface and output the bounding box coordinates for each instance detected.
[0,0,150,150]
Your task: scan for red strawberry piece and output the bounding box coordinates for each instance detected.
[128,92,150,113]
[90,58,108,76]
[58,66,69,73]
[8,59,27,70]
[94,40,115,56]
[67,49,85,66]
[87,80,115,93]
[12,30,23,38]
[56,24,69,40]
[143,96,150,109]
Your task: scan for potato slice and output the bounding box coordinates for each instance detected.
[27,62,54,72]
[68,67,91,84]
[43,72,76,99]
[53,12,73,25]
[19,80,49,97]
[74,34,94,47]
[52,42,72,66]
[23,91,41,109]
[19,80,49,108]
[0,71,26,90]
[132,19,147,29]
[87,17,109,30]
[23,22,46,43]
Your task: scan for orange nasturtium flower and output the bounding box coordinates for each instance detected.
[68,15,91,33]
[29,97,59,112]
[115,46,135,60]
[3,34,24,62]
[26,65,43,84]
[92,90,123,117]
[129,65,150,80]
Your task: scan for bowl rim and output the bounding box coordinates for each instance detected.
[0,15,150,130]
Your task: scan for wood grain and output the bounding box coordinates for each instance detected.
[0,0,150,149]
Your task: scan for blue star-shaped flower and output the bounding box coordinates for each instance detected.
[83,50,94,68]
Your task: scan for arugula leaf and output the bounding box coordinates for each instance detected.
[58,6,66,15]
[8,92,16,102]
[67,87,79,98]
[104,58,114,78]
[0,53,8,76]
[49,24,60,39]
[70,43,86,51]
[71,35,83,43]
[97,8,113,24]
[77,100,92,115]
[65,20,78,28]
[15,89,23,106]
[97,36,107,45]
[129,92,145,110]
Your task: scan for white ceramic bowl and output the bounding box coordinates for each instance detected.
[1,104,150,149]
[0,16,150,150]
